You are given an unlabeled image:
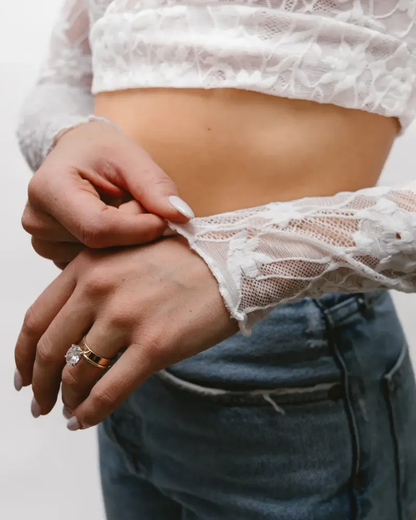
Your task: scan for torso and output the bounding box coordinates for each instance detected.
[95,89,400,217]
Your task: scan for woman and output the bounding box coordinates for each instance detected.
[14,1,416,519]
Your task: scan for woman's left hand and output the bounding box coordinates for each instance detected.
[14,237,238,429]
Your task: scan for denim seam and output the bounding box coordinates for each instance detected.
[320,291,386,325]
[158,369,340,411]
[383,343,409,520]
[383,382,404,520]
[313,298,360,520]
[159,369,338,397]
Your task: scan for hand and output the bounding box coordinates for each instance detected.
[22,120,194,267]
[14,237,238,428]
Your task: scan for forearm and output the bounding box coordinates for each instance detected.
[17,84,96,171]
[169,182,416,334]
[16,0,95,172]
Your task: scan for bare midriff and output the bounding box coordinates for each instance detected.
[95,88,400,217]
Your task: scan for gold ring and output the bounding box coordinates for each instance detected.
[80,336,116,369]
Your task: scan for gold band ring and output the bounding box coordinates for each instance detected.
[65,337,116,370]
[80,336,116,369]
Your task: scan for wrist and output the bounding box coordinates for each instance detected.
[50,115,122,153]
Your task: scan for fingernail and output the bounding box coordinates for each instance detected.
[168,196,195,219]
[67,416,81,431]
[31,398,41,419]
[14,369,23,392]
[62,406,72,420]
[162,228,177,237]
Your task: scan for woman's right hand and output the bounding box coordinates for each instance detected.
[21,120,194,267]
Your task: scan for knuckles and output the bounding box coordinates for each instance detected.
[77,220,106,249]
[21,210,36,235]
[27,177,40,204]
[22,306,42,337]
[77,213,117,249]
[62,368,80,390]
[21,205,44,236]
[90,387,117,410]
[79,265,118,299]
[36,335,62,366]
[75,252,151,302]
[31,237,83,262]
[27,173,47,206]
[134,330,171,370]
[105,305,138,330]
[31,237,52,258]
[136,171,173,200]
[91,151,121,178]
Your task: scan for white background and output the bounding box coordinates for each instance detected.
[1,1,416,519]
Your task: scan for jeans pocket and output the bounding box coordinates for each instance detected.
[152,370,355,518]
[384,344,416,520]
[158,368,343,409]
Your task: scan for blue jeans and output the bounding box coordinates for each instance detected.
[98,291,416,520]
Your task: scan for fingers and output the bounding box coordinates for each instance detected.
[117,148,195,223]
[33,172,167,248]
[69,344,154,430]
[22,202,79,242]
[31,293,94,415]
[61,321,126,415]
[118,199,146,215]
[47,119,192,222]
[31,237,85,263]
[15,267,77,387]
[54,262,69,271]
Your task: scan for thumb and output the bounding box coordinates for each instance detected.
[118,199,146,215]
[43,171,167,248]
[120,148,195,222]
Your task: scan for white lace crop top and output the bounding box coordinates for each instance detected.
[17,0,416,334]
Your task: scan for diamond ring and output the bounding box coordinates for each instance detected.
[65,336,116,370]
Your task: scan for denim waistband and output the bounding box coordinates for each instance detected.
[317,290,387,323]
[167,290,404,391]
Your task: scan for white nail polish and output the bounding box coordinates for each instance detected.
[67,416,81,431]
[14,369,23,392]
[31,398,41,419]
[168,196,195,219]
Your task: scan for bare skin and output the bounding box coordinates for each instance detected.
[95,88,400,216]
[16,88,401,428]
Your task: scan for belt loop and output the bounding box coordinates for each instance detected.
[357,293,366,313]
[358,291,386,317]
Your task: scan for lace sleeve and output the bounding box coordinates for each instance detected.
[16,0,97,172]
[169,183,416,335]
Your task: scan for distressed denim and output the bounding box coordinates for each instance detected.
[99,291,416,520]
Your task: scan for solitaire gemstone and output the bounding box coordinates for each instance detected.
[66,345,83,366]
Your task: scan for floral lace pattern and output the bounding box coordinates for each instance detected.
[170,185,416,334]
[91,0,416,129]
[17,0,94,171]
[15,1,416,334]
[17,0,416,172]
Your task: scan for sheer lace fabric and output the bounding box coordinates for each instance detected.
[16,1,416,332]
[17,0,416,171]
[169,185,416,334]
[91,0,416,129]
[16,0,94,171]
